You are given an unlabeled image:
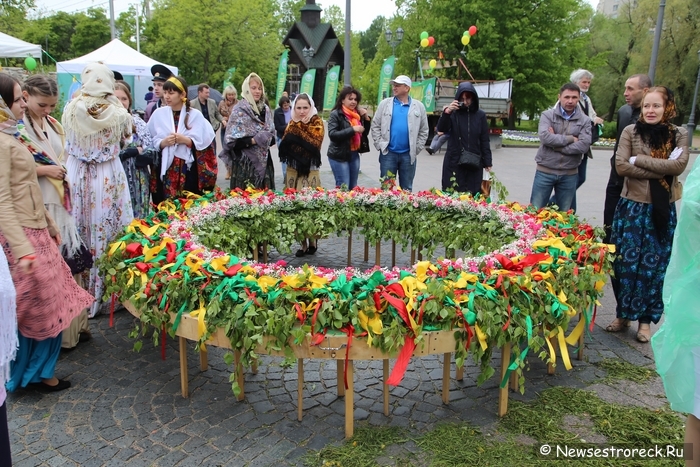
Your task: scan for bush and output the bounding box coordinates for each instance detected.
[601,121,617,139]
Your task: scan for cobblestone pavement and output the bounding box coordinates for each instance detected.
[7,144,697,466]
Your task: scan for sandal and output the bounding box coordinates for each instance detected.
[605,319,631,332]
[636,325,651,343]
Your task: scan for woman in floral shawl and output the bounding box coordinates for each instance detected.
[223,73,275,190]
[279,93,325,256]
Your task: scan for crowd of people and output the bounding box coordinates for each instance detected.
[0,56,698,461]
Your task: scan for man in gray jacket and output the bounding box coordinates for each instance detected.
[529,82,592,212]
[370,75,428,191]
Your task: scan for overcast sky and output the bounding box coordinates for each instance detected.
[36,0,599,32]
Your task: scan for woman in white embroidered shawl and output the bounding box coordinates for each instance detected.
[147,75,216,200]
[62,63,134,317]
[0,246,17,464]
[222,72,276,190]
[21,74,91,348]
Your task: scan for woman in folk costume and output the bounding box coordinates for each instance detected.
[607,87,689,343]
[114,82,154,218]
[0,72,94,392]
[278,93,325,257]
[223,72,276,190]
[147,75,216,201]
[62,63,134,318]
[21,74,92,349]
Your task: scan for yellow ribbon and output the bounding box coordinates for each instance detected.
[189,298,208,350]
[474,324,488,351]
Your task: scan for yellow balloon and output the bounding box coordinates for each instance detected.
[429,59,437,68]
[461,35,470,46]
[420,38,429,47]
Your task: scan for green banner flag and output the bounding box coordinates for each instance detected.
[275,51,289,103]
[299,68,316,96]
[410,78,437,112]
[222,67,236,90]
[377,56,395,105]
[322,65,341,111]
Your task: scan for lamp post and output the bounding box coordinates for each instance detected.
[687,49,700,148]
[384,27,404,57]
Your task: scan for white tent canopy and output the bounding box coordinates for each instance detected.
[57,39,177,77]
[0,31,42,59]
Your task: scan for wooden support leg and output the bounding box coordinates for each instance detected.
[442,353,450,404]
[456,365,464,381]
[547,336,558,375]
[347,231,352,267]
[498,343,512,417]
[337,360,345,397]
[391,240,396,268]
[252,245,258,262]
[179,337,189,398]
[375,241,381,266]
[199,347,208,372]
[298,358,304,422]
[262,241,268,263]
[410,248,416,265]
[577,311,585,361]
[364,239,369,262]
[234,350,245,401]
[345,360,354,439]
[251,359,258,374]
[510,367,518,391]
[383,359,389,416]
[417,245,423,261]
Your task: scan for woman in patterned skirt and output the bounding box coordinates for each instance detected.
[114,82,154,218]
[62,63,134,317]
[607,87,689,342]
[147,76,216,200]
[278,93,325,256]
[0,72,94,392]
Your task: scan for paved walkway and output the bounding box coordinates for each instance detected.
[8,141,698,466]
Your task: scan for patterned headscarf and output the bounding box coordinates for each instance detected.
[241,73,266,116]
[0,91,19,136]
[291,93,318,124]
[62,62,131,148]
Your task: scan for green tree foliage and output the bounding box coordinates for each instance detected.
[322,4,345,37]
[393,0,593,119]
[115,5,143,50]
[358,16,385,64]
[0,0,33,36]
[142,0,283,93]
[21,9,110,62]
[277,0,305,38]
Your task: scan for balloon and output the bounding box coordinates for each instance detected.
[420,38,429,47]
[429,59,437,69]
[420,31,429,40]
[428,36,435,46]
[469,25,478,36]
[461,35,470,46]
[24,56,36,71]
[463,30,469,37]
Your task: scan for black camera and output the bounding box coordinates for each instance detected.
[458,102,468,109]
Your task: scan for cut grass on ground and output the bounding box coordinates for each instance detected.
[595,358,655,384]
[304,387,685,467]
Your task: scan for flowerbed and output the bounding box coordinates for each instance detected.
[99,187,613,395]
[502,130,615,147]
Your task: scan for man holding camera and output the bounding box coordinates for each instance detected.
[529,82,592,212]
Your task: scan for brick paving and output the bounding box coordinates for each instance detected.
[7,142,698,466]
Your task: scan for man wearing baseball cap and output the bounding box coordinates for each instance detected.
[144,64,173,123]
[370,74,428,191]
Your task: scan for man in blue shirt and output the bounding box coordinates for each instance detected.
[370,75,429,191]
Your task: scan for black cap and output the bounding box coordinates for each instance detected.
[151,64,172,82]
[112,70,124,81]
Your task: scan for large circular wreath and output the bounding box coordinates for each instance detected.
[100,186,613,394]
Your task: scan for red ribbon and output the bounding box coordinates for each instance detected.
[166,242,177,263]
[125,242,143,258]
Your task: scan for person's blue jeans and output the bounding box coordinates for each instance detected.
[548,155,587,211]
[530,170,578,212]
[379,150,416,191]
[328,152,361,189]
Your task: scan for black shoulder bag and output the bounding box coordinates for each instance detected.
[456,113,481,170]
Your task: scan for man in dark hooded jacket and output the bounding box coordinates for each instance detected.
[437,82,492,194]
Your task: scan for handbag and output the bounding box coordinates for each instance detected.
[456,113,482,170]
